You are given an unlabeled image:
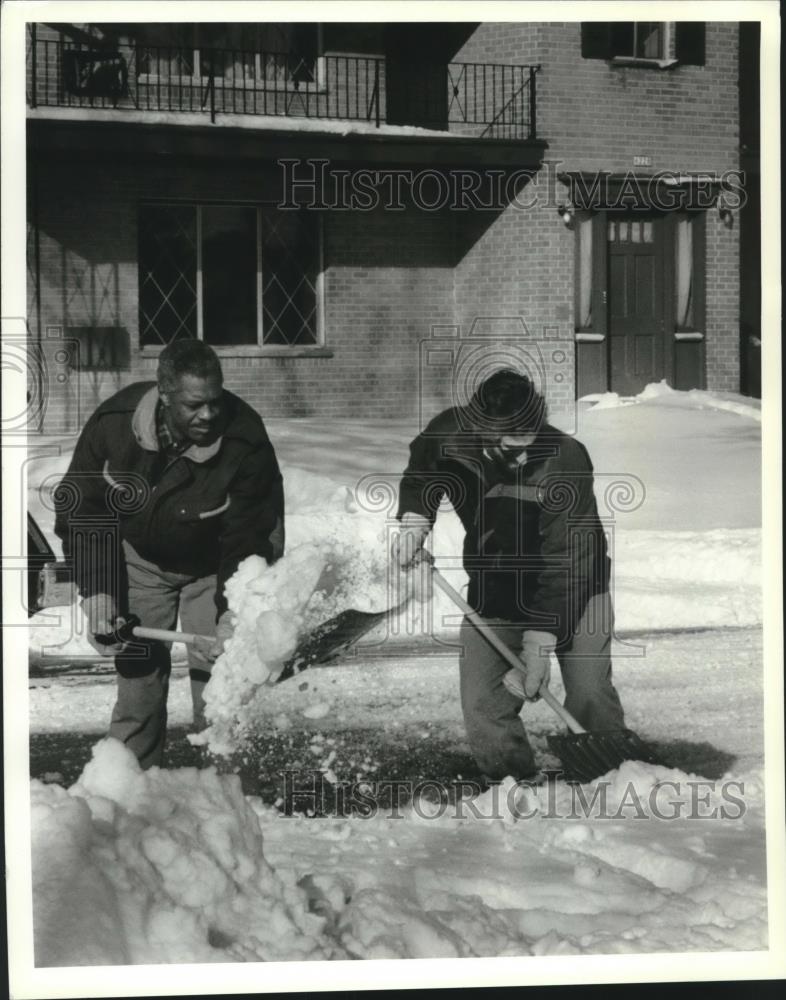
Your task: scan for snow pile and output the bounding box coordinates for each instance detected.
[32,740,767,964]
[317,766,767,958]
[583,381,762,422]
[31,739,343,966]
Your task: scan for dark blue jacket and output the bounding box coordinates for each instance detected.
[397,406,609,640]
[54,381,284,618]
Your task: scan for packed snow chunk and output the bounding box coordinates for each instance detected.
[202,497,395,753]
[32,739,345,964]
[337,888,466,959]
[588,392,636,410]
[255,609,300,663]
[637,380,676,401]
[302,702,332,720]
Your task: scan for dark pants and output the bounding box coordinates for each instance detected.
[458,592,625,780]
[110,541,217,769]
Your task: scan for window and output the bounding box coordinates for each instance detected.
[674,212,705,333]
[136,24,196,78]
[614,22,666,60]
[575,214,594,331]
[139,204,321,349]
[135,22,321,84]
[581,22,705,66]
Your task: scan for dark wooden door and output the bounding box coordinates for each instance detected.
[607,214,666,395]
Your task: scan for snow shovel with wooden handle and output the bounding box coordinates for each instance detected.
[429,566,662,783]
[93,614,214,649]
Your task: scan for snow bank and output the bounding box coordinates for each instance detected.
[32,741,767,963]
[583,381,762,422]
[613,528,761,630]
[32,739,342,965]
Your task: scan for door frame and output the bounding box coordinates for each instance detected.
[576,208,706,395]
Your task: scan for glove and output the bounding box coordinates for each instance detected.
[81,592,127,656]
[391,513,432,603]
[515,629,557,700]
[206,610,235,662]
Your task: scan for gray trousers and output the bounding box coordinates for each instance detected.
[110,541,217,769]
[458,592,625,780]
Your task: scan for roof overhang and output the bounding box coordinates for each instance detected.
[28,114,548,171]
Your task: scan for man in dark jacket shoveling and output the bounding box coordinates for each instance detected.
[394,369,625,781]
[54,340,284,768]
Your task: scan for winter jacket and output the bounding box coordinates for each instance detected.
[397,407,610,641]
[54,381,284,618]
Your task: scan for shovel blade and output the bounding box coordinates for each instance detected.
[547,728,662,784]
[276,605,398,684]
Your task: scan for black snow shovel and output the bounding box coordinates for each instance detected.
[96,608,405,680]
[429,566,663,783]
[275,599,408,684]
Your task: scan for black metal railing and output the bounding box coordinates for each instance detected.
[28,36,539,139]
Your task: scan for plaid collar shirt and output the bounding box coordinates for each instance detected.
[155,402,189,459]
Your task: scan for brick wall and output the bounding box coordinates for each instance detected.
[27,21,743,430]
[705,209,740,391]
[452,193,576,418]
[455,21,740,397]
[28,158,456,430]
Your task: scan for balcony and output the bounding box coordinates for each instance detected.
[27,36,541,141]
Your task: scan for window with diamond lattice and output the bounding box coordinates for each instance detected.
[138,204,320,348]
[139,205,198,346]
[259,208,320,346]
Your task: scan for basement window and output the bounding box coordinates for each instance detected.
[138,203,323,352]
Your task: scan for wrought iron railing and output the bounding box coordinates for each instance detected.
[28,35,540,139]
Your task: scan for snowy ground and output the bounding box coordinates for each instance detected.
[21,383,783,972]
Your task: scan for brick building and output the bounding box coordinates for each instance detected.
[25,20,757,432]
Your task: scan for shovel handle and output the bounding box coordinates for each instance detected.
[537,686,586,735]
[430,567,586,735]
[131,625,213,646]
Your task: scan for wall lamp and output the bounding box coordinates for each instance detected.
[718,197,734,229]
[557,204,575,228]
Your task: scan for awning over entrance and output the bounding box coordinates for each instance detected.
[558,170,728,213]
